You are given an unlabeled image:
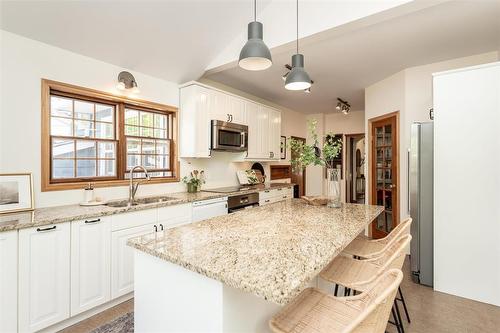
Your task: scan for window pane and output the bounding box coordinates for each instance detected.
[155,155,169,169]
[76,140,96,158]
[51,96,73,118]
[154,114,167,129]
[95,122,114,139]
[140,112,154,127]
[76,160,96,177]
[51,117,73,136]
[127,138,141,154]
[125,109,139,125]
[156,140,169,154]
[141,127,154,138]
[154,129,167,139]
[52,159,74,179]
[127,154,140,169]
[98,159,115,177]
[74,100,94,120]
[125,125,139,136]
[96,104,113,122]
[98,142,116,158]
[142,155,155,168]
[142,139,155,155]
[74,120,94,137]
[52,139,74,158]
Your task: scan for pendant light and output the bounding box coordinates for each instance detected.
[285,0,311,90]
[239,0,272,71]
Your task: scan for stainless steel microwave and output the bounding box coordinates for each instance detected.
[211,120,248,152]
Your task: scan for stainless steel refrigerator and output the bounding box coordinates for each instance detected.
[409,122,433,287]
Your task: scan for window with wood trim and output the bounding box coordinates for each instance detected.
[42,79,179,191]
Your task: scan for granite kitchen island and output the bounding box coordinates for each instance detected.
[128,199,384,333]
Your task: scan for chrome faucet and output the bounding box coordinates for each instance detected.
[129,165,151,206]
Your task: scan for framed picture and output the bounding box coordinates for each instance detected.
[0,173,34,214]
[280,136,287,159]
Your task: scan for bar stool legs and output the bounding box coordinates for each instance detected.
[397,286,411,323]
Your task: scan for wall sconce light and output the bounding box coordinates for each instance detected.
[336,98,350,114]
[116,71,140,94]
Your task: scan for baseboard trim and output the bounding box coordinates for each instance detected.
[39,293,133,333]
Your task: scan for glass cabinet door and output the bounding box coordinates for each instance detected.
[371,116,398,239]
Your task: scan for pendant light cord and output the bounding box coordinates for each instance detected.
[254,0,256,21]
[296,0,299,54]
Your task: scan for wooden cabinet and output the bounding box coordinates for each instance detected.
[179,82,279,160]
[71,217,111,315]
[19,223,70,333]
[0,230,17,333]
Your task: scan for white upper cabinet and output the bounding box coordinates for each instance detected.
[19,223,71,333]
[179,84,211,158]
[0,230,18,333]
[71,217,111,316]
[179,82,279,160]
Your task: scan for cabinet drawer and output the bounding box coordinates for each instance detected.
[111,208,157,231]
[157,204,192,227]
[259,189,278,201]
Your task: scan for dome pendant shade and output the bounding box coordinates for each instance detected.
[239,21,272,71]
[285,54,311,90]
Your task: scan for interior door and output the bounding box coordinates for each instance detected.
[370,114,399,239]
[290,136,306,197]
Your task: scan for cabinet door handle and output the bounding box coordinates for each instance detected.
[227,114,230,122]
[84,218,101,224]
[265,199,270,203]
[153,225,158,232]
[159,224,164,231]
[37,225,56,232]
[230,114,233,122]
[283,196,287,199]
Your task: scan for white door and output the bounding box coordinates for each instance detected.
[71,217,111,315]
[19,223,70,333]
[210,90,231,123]
[258,106,271,158]
[0,230,17,333]
[111,223,156,299]
[268,108,281,160]
[228,95,247,125]
[246,101,260,159]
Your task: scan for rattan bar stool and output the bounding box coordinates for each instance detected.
[342,219,412,326]
[342,218,412,259]
[320,234,411,333]
[269,269,403,333]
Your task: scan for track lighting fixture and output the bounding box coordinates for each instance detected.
[336,98,350,115]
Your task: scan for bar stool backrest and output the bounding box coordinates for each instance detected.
[369,234,412,272]
[343,269,403,333]
[382,217,412,244]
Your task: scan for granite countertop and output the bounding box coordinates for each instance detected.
[0,183,294,232]
[127,200,384,305]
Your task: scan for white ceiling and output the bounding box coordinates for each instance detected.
[205,0,500,113]
[0,0,266,83]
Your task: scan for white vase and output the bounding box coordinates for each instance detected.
[326,168,341,208]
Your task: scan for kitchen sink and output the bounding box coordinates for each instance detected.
[105,196,177,208]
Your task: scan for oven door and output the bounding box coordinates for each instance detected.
[211,120,248,152]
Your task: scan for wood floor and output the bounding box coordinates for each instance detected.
[62,257,500,333]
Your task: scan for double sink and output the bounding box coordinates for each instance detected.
[105,195,178,208]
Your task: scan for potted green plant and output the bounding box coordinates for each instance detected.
[182,170,205,193]
[289,119,342,207]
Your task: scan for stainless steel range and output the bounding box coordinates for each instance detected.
[203,186,259,212]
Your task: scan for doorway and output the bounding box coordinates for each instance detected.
[369,112,400,239]
[345,134,365,204]
[290,136,306,197]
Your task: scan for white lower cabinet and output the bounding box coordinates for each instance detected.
[259,188,293,206]
[0,230,18,333]
[71,217,111,316]
[111,223,155,299]
[19,223,71,333]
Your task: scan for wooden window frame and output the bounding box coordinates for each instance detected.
[41,79,180,192]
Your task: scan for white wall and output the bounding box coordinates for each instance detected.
[365,51,499,223]
[0,31,301,208]
[433,62,500,306]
